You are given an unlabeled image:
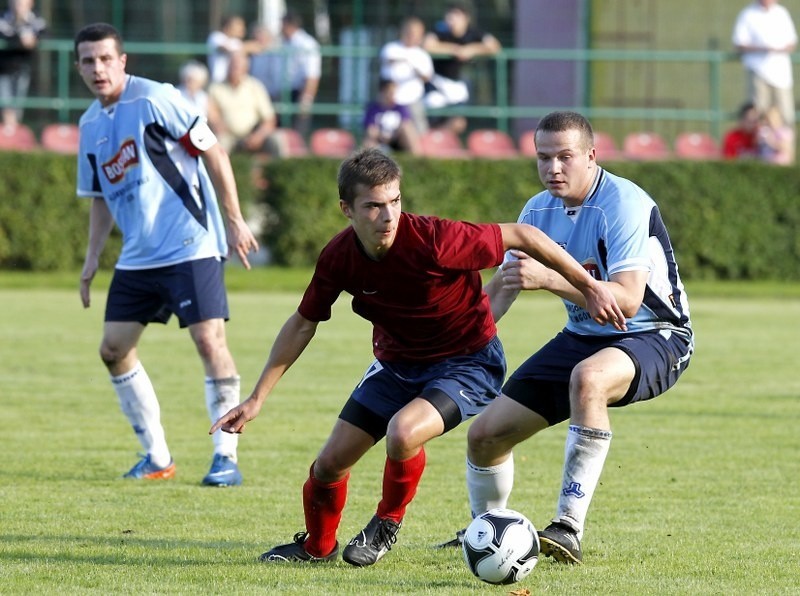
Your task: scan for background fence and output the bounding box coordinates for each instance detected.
[4,0,800,147]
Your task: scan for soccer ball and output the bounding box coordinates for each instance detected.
[462,508,539,585]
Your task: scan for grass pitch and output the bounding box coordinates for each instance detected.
[1,271,798,594]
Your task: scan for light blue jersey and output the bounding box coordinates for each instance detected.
[511,167,691,336]
[77,75,227,269]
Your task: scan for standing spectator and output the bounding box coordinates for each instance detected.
[0,0,45,127]
[732,0,798,126]
[177,60,209,117]
[281,9,321,135]
[758,105,795,164]
[74,23,259,486]
[379,16,433,134]
[206,14,267,84]
[249,23,285,104]
[722,101,761,159]
[423,1,501,134]
[210,148,623,567]
[362,78,421,155]
[207,50,277,156]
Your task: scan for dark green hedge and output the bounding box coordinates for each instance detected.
[1,152,799,280]
[263,157,800,281]
[0,152,257,272]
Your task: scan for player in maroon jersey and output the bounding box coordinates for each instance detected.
[210,148,625,567]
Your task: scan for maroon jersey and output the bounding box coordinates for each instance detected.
[298,213,504,362]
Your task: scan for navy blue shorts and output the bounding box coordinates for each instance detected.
[503,328,694,426]
[340,336,507,442]
[105,257,229,328]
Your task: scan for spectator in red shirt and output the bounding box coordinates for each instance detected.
[723,102,760,159]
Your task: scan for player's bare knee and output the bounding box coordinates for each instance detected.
[384,422,420,460]
[467,421,511,461]
[312,454,349,483]
[99,341,125,368]
[571,362,605,394]
[466,418,492,450]
[193,333,228,364]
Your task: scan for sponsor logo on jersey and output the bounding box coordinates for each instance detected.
[583,262,601,280]
[102,138,140,183]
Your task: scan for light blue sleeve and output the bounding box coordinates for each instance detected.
[603,185,652,276]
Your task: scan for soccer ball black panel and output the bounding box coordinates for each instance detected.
[461,508,539,585]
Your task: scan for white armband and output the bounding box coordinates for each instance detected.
[188,120,217,152]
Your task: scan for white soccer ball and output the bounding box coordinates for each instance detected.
[462,508,540,585]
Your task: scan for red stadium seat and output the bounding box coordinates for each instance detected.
[518,130,537,157]
[593,131,621,161]
[623,131,671,161]
[419,129,469,158]
[467,129,519,159]
[674,131,720,160]
[0,123,38,151]
[274,127,309,157]
[41,123,80,154]
[310,128,356,158]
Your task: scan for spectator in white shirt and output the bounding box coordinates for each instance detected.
[379,16,434,133]
[732,0,798,126]
[207,14,268,84]
[281,9,321,134]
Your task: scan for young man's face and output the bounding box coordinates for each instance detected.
[340,179,402,260]
[535,128,597,207]
[76,38,127,107]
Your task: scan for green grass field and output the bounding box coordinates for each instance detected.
[1,271,799,594]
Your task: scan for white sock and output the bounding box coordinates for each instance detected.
[205,376,240,460]
[111,362,171,468]
[554,424,612,540]
[466,453,514,518]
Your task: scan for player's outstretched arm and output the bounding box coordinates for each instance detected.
[202,142,260,269]
[80,198,115,308]
[499,223,627,330]
[209,311,319,434]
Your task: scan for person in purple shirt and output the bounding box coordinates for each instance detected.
[362,79,421,155]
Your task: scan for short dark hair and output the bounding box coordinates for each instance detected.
[337,148,402,204]
[535,111,595,150]
[738,101,756,119]
[283,9,303,28]
[446,1,472,17]
[74,22,123,58]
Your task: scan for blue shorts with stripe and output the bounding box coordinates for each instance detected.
[503,328,694,426]
[105,257,229,328]
[340,336,506,441]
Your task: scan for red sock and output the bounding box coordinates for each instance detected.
[376,448,427,523]
[303,464,349,557]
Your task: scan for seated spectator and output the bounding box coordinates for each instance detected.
[0,0,46,127]
[379,16,433,134]
[722,102,760,159]
[177,60,209,116]
[423,1,501,134]
[362,78,421,155]
[758,106,795,165]
[207,50,277,156]
[206,14,267,84]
